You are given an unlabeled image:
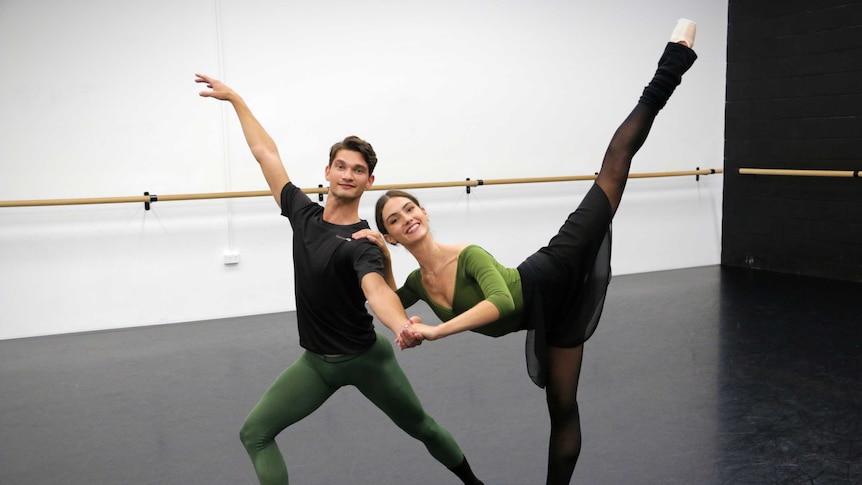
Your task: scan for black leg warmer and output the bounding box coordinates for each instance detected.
[638,42,698,112]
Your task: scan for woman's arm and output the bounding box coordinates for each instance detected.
[402,247,514,342]
[407,300,501,341]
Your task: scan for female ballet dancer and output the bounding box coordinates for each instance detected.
[354,20,698,485]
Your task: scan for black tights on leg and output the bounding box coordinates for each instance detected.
[545,344,585,485]
[595,103,657,215]
[542,40,697,485]
[596,42,697,215]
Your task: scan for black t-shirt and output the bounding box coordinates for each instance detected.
[280,182,384,354]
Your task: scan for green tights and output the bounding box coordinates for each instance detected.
[239,333,465,484]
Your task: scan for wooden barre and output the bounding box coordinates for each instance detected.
[739,168,860,178]
[0,168,722,208]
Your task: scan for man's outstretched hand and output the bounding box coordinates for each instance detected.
[195,73,236,101]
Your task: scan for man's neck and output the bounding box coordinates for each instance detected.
[322,196,362,225]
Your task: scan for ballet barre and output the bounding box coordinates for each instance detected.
[0,168,723,209]
[739,168,860,178]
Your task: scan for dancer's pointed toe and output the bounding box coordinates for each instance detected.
[669,18,696,48]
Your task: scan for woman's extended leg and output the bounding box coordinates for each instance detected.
[539,24,698,485]
[545,344,585,485]
[596,25,698,215]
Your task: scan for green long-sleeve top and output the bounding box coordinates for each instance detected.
[396,245,525,337]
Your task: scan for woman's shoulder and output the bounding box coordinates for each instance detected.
[458,244,503,268]
[460,244,494,257]
[455,243,485,255]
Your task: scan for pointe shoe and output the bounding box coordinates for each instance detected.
[669,18,696,48]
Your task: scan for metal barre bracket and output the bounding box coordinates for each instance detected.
[465,178,484,194]
[318,184,324,202]
[695,167,716,182]
[144,192,158,210]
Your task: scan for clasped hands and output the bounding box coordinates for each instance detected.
[396,316,425,350]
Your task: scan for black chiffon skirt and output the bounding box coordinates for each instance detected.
[517,183,613,388]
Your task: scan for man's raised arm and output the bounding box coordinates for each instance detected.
[196,73,289,207]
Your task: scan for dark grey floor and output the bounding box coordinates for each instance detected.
[1,266,860,484]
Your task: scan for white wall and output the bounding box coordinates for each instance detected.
[0,0,727,340]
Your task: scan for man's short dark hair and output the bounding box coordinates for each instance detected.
[329,136,378,175]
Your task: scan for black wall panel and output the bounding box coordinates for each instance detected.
[723,0,862,281]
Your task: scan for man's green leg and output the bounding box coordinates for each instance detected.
[352,336,465,467]
[239,354,335,485]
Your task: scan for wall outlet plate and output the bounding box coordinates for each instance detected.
[223,250,240,265]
